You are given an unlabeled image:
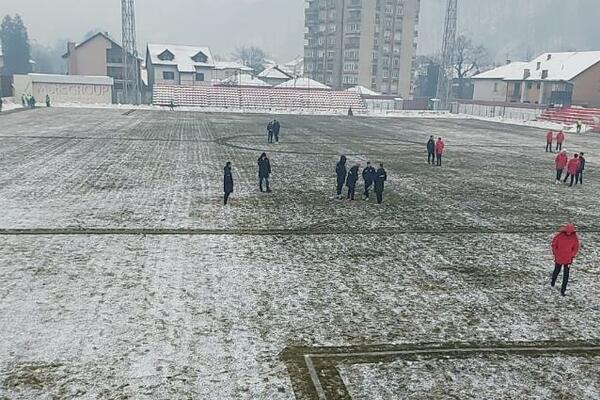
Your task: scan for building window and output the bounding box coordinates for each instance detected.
[163,71,175,80]
[191,52,208,63]
[195,73,205,81]
[493,82,498,92]
[158,50,175,61]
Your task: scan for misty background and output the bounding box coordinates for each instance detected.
[3,0,600,68]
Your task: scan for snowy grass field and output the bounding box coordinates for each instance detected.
[1,107,600,399]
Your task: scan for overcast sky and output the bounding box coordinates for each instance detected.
[3,1,597,63]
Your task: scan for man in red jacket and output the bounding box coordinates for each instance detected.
[551,223,580,296]
[546,130,554,153]
[555,131,565,152]
[435,137,445,166]
[554,150,568,184]
[563,153,580,187]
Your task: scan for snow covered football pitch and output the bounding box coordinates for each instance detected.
[1,107,600,399]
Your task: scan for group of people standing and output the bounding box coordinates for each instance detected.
[266,120,281,143]
[546,130,565,153]
[426,136,446,166]
[20,93,51,109]
[554,150,586,186]
[336,157,388,204]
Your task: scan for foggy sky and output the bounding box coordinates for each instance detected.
[3,0,599,63]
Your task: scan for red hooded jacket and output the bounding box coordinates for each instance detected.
[435,140,445,155]
[555,153,568,170]
[567,157,580,175]
[546,131,553,143]
[552,224,580,265]
[556,131,565,144]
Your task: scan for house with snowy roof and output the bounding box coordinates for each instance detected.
[257,66,293,86]
[472,51,600,107]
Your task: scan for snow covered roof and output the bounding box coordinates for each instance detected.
[258,66,293,80]
[214,61,253,72]
[347,85,381,96]
[473,51,600,82]
[275,77,331,90]
[28,73,113,85]
[147,44,215,70]
[219,73,270,87]
[62,32,123,58]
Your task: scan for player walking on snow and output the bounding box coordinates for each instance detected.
[551,223,580,296]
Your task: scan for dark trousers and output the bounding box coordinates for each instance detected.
[556,142,563,151]
[274,133,279,143]
[576,171,583,185]
[564,173,575,187]
[375,191,383,204]
[436,154,442,166]
[546,142,553,152]
[347,185,356,200]
[364,181,373,198]
[556,169,564,181]
[428,152,435,165]
[259,176,270,192]
[224,191,232,205]
[268,132,273,143]
[551,263,571,295]
[336,180,344,197]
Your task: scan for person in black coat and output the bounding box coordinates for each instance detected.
[426,136,435,165]
[362,162,376,200]
[273,120,281,143]
[267,121,274,143]
[374,164,387,204]
[335,155,347,199]
[258,152,272,192]
[576,152,586,185]
[346,164,360,200]
[223,162,234,205]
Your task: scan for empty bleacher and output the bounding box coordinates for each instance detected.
[538,106,600,132]
[152,84,367,114]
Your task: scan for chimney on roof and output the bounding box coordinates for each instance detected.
[547,54,552,61]
[66,42,77,75]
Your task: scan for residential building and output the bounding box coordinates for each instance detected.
[304,0,420,98]
[472,52,600,107]
[62,32,140,103]
[258,66,293,86]
[146,44,253,88]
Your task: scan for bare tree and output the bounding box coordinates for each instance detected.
[232,45,268,73]
[453,35,489,98]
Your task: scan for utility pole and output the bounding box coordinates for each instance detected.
[121,0,140,104]
[436,0,458,110]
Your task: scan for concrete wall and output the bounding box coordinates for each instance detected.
[14,74,112,104]
[473,79,508,102]
[572,62,600,107]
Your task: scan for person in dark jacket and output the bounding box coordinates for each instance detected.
[575,152,585,185]
[348,107,354,116]
[362,162,376,200]
[273,120,281,143]
[426,136,435,165]
[0,97,3,112]
[267,121,274,143]
[335,155,347,199]
[551,223,580,296]
[257,153,272,192]
[223,162,234,205]
[346,164,360,200]
[45,94,51,107]
[169,99,175,111]
[374,163,387,204]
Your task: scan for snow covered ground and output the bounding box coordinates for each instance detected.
[0,107,599,399]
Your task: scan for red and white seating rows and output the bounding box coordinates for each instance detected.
[152,84,367,113]
[538,106,600,132]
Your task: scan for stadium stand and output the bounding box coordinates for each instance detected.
[538,106,600,132]
[152,84,367,113]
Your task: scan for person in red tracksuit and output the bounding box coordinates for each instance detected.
[551,223,580,296]
[546,130,554,153]
[563,153,580,187]
[555,131,565,152]
[435,137,445,166]
[554,150,568,184]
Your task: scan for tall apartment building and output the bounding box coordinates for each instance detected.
[304,0,420,98]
